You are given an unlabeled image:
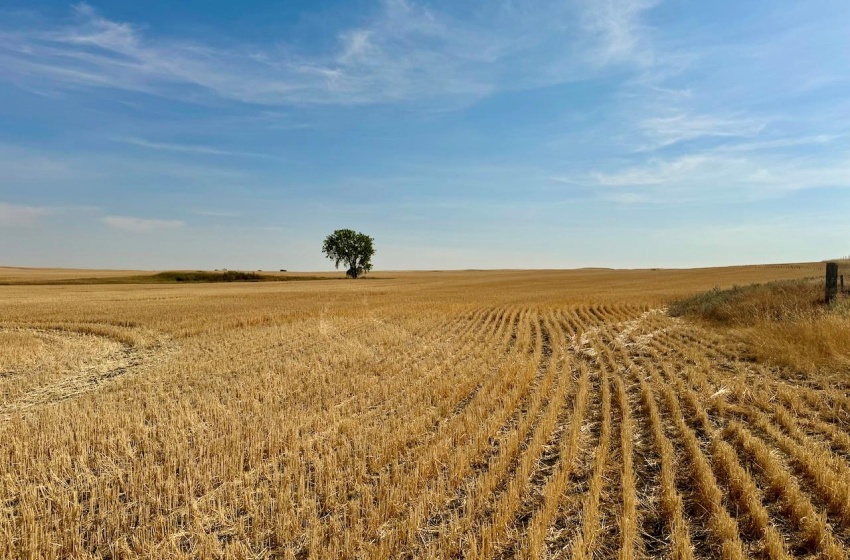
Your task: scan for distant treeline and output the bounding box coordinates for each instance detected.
[0,271,332,286]
[157,271,263,282]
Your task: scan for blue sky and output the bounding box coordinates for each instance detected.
[1,0,849,270]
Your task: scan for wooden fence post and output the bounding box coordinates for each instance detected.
[825,262,838,304]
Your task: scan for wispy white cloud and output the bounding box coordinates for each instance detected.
[111,137,277,159]
[102,215,184,231]
[0,1,660,106]
[579,0,660,65]
[337,30,376,65]
[583,150,850,203]
[592,154,711,186]
[603,191,650,204]
[0,143,250,186]
[0,202,54,227]
[713,134,845,154]
[0,144,94,182]
[639,112,768,149]
[191,210,242,217]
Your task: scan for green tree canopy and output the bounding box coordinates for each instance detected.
[321,229,375,278]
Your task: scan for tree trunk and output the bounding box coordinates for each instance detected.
[347,257,359,278]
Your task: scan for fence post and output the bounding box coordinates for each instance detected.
[825,262,838,304]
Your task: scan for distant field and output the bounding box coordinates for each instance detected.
[0,268,337,285]
[4,263,850,559]
[0,266,146,282]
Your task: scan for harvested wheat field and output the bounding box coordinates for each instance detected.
[2,264,850,559]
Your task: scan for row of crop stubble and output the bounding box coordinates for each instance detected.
[1,265,848,558]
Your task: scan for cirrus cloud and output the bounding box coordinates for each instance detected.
[102,215,185,231]
[0,202,55,227]
[0,1,659,106]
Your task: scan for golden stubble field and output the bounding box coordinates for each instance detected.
[2,263,849,559]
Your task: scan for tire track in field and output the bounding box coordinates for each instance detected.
[0,326,175,417]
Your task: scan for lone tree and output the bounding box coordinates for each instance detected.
[322,229,375,278]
